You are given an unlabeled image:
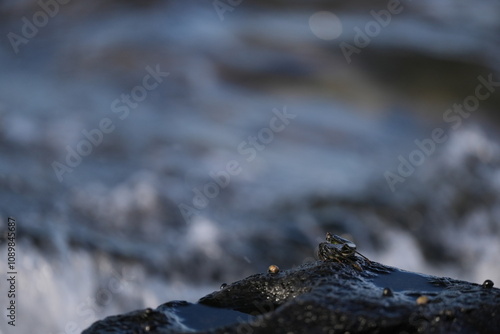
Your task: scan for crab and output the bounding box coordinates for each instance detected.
[318,232,370,271]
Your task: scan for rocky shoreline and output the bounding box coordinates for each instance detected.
[82,244,500,334]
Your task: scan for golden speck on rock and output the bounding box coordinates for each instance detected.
[268,264,280,274]
[416,295,429,305]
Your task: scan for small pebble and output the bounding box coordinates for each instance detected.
[382,288,393,297]
[220,283,228,289]
[268,264,280,274]
[483,279,494,289]
[416,295,429,305]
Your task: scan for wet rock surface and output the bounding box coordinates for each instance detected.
[83,258,500,334]
[82,301,252,334]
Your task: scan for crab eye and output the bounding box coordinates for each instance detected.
[325,232,333,242]
[327,234,344,244]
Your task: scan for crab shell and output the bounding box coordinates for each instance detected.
[318,242,363,271]
[318,242,356,261]
[325,232,357,250]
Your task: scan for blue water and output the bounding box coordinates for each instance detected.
[158,301,254,331]
[371,270,445,294]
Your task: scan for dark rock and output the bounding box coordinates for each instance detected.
[83,259,500,334]
[82,300,253,334]
[81,307,187,334]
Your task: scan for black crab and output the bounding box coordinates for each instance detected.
[318,232,370,271]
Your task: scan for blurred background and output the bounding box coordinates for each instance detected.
[1,0,500,333]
